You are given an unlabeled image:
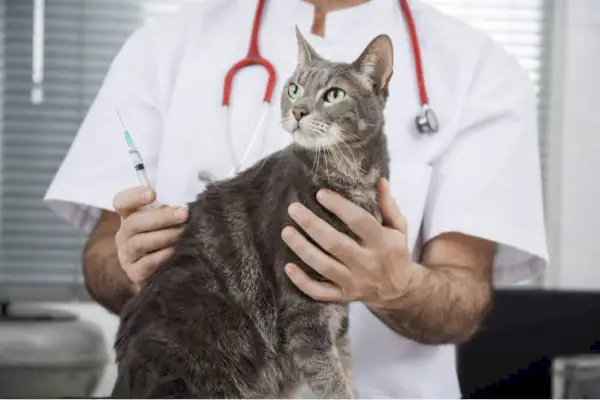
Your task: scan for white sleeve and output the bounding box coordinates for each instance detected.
[43,26,164,233]
[422,43,549,285]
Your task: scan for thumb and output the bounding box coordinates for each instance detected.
[379,178,407,232]
[113,186,156,218]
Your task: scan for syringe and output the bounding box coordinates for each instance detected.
[116,109,153,189]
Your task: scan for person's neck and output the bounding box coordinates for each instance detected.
[301,0,369,13]
[301,0,370,36]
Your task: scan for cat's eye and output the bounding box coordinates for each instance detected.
[324,87,346,104]
[287,83,303,100]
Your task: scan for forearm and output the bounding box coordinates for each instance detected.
[82,227,136,315]
[370,262,493,345]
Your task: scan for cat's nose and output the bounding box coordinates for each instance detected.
[292,106,309,121]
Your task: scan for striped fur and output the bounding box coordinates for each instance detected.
[112,29,393,399]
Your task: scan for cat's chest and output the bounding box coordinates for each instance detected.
[345,188,381,222]
[294,187,380,240]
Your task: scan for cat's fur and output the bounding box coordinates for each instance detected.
[111,28,393,399]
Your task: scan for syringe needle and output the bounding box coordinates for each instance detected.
[115,108,127,131]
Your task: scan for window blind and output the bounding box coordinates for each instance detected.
[421,0,554,204]
[0,0,140,303]
[0,1,4,140]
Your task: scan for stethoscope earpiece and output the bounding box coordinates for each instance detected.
[415,105,439,134]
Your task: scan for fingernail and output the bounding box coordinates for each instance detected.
[288,203,301,217]
[285,264,296,276]
[142,190,152,201]
[281,226,294,239]
[381,178,389,191]
[316,190,327,202]
[174,207,188,220]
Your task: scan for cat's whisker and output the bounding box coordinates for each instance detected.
[326,142,342,182]
[330,127,363,175]
[339,140,363,173]
[311,136,321,176]
[328,131,345,167]
[338,128,362,142]
[328,142,344,172]
[323,139,332,187]
[317,139,324,177]
[330,131,363,178]
[340,141,360,168]
[340,124,364,135]
[311,142,319,175]
[332,142,353,174]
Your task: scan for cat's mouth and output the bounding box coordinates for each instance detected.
[294,126,317,137]
[293,126,338,151]
[284,116,341,150]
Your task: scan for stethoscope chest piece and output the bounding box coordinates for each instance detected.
[198,170,218,183]
[415,105,439,134]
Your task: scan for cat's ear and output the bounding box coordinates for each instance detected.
[353,34,394,93]
[295,25,323,66]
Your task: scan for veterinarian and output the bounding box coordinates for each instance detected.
[44,0,549,398]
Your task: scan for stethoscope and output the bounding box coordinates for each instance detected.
[205,0,438,182]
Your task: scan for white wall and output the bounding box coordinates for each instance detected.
[544,0,600,290]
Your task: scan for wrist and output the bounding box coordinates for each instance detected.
[367,261,427,313]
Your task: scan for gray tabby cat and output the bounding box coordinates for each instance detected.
[111,28,393,399]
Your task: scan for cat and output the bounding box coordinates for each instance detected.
[111,27,393,399]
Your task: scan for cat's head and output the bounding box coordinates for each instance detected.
[281,27,393,152]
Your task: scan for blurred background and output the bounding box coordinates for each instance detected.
[0,0,598,398]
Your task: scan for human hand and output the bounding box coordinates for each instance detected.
[281,178,416,308]
[113,187,189,289]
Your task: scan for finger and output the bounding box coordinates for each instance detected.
[315,190,382,243]
[378,178,407,233]
[122,206,188,238]
[281,226,354,286]
[285,263,343,302]
[122,226,185,264]
[128,246,175,284]
[113,187,156,218]
[287,203,363,267]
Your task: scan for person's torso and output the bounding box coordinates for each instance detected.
[145,0,492,397]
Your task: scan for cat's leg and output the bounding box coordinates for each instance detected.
[293,331,354,399]
[336,328,355,396]
[111,333,198,399]
[284,304,355,399]
[279,381,304,399]
[114,292,270,399]
[332,310,356,398]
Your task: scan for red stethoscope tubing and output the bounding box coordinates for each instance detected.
[222,0,276,105]
[399,0,429,106]
[222,0,430,110]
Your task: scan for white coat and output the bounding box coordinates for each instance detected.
[44,0,549,398]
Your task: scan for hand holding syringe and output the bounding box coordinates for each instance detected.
[111,110,189,288]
